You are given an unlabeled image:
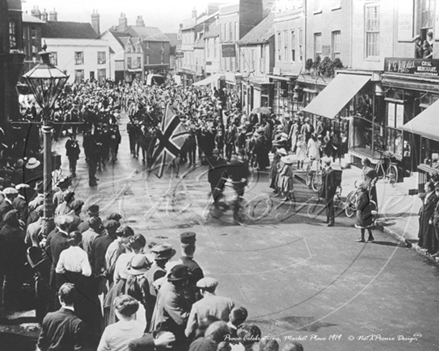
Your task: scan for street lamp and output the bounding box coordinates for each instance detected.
[22,49,69,233]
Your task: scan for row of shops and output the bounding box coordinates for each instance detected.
[182,57,438,191]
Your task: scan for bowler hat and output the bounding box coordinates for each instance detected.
[127,254,151,275]
[168,264,191,282]
[180,232,196,245]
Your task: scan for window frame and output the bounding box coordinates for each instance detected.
[332,31,341,59]
[291,30,296,62]
[314,33,322,58]
[97,51,106,65]
[74,51,84,65]
[277,32,282,61]
[365,3,380,58]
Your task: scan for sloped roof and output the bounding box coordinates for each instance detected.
[204,25,220,39]
[238,12,274,46]
[165,33,178,47]
[42,21,99,39]
[107,30,131,47]
[127,26,170,42]
[22,13,45,24]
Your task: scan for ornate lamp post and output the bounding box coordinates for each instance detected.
[22,49,69,233]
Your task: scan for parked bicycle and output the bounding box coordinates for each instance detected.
[375,151,398,187]
[305,157,323,192]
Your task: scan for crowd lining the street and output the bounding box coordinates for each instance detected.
[0,76,438,350]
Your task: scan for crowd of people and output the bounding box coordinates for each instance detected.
[0,74,438,350]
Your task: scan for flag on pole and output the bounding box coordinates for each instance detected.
[150,104,190,178]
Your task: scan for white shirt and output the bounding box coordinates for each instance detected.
[56,246,92,276]
[97,318,145,351]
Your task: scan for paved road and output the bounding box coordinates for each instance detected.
[4,114,437,351]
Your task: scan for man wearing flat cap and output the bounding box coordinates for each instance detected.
[150,264,192,351]
[185,277,234,340]
[178,232,204,302]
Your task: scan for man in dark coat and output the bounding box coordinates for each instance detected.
[37,283,85,351]
[418,182,439,254]
[65,134,81,178]
[207,150,227,207]
[224,124,236,161]
[320,158,337,227]
[150,265,192,351]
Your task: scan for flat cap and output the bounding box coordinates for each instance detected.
[180,232,196,245]
[106,212,122,222]
[104,219,120,231]
[3,187,18,195]
[87,204,99,215]
[196,277,218,289]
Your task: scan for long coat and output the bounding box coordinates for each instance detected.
[150,281,191,350]
[418,192,439,254]
[355,189,374,229]
[320,167,337,201]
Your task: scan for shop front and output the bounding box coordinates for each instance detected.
[302,72,377,161]
[380,58,439,179]
[241,76,272,117]
[402,100,439,192]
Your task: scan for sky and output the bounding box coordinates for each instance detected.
[22,0,238,34]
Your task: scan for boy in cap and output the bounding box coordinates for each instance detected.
[77,204,100,233]
[185,277,234,340]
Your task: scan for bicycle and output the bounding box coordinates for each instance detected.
[375,152,398,187]
[345,181,378,223]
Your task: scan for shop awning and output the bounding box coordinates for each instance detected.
[193,74,220,86]
[302,74,371,119]
[401,100,439,141]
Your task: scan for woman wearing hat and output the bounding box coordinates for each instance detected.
[296,135,307,170]
[354,181,375,242]
[269,149,286,194]
[125,254,152,328]
[279,156,295,201]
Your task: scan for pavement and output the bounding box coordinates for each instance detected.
[0,113,438,351]
[293,159,437,262]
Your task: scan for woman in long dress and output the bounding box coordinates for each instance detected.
[289,120,299,153]
[296,135,307,170]
[354,182,375,242]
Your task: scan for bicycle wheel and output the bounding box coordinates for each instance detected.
[370,200,378,222]
[344,190,356,218]
[311,170,322,192]
[375,164,384,180]
[388,165,398,187]
[245,194,273,221]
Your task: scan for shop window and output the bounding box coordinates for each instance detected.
[365,3,380,58]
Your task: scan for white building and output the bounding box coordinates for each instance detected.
[42,21,111,84]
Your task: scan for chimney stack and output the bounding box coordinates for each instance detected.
[136,16,145,27]
[118,13,128,32]
[49,8,58,21]
[41,8,48,22]
[31,6,41,19]
[192,7,197,19]
[92,9,100,35]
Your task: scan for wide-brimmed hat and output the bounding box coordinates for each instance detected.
[2,187,18,195]
[26,158,41,170]
[168,264,191,282]
[196,277,218,289]
[151,243,176,260]
[127,254,151,275]
[281,155,296,165]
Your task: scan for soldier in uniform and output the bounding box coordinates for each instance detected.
[65,134,81,178]
[178,232,204,304]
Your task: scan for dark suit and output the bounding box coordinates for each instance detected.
[418,192,439,254]
[37,307,85,351]
[321,167,337,224]
[129,333,156,351]
[45,229,70,291]
[150,281,191,351]
[0,199,14,224]
[13,195,28,222]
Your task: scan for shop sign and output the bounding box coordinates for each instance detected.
[222,44,236,58]
[384,57,439,76]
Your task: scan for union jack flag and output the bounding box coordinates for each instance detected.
[150,104,189,178]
